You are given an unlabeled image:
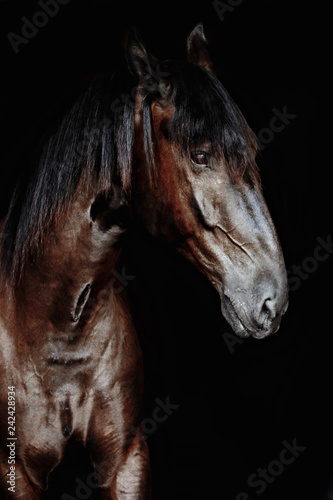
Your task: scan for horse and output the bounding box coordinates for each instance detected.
[0,24,288,499]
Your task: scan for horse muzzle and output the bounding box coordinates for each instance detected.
[220,282,289,339]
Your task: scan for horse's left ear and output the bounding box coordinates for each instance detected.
[126,28,162,93]
[187,23,213,71]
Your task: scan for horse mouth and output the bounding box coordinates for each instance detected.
[221,295,281,340]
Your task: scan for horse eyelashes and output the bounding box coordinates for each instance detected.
[71,283,91,323]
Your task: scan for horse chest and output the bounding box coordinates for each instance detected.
[1,302,143,489]
[21,344,132,440]
[19,374,132,489]
[16,385,93,489]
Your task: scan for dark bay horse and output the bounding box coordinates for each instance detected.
[0,25,288,499]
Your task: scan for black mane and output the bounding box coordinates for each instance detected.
[1,67,137,286]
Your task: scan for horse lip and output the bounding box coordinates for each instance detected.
[222,295,253,338]
[222,294,276,339]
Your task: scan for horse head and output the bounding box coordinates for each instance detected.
[128,25,288,339]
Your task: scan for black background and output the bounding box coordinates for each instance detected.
[0,1,330,499]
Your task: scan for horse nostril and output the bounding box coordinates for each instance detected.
[252,298,277,331]
[262,298,276,320]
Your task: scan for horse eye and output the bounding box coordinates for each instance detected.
[190,151,208,167]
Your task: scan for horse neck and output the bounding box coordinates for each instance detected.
[2,191,128,344]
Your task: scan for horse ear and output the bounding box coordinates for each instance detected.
[187,23,213,70]
[126,28,161,91]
